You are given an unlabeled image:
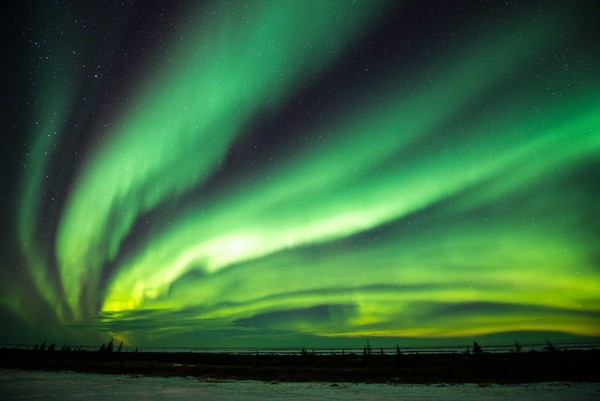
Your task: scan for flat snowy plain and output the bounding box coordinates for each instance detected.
[1,369,599,400]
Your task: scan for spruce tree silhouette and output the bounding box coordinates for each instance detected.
[544,339,556,353]
[513,339,522,353]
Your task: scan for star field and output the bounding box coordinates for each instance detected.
[1,0,599,347]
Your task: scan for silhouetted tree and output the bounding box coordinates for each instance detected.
[117,340,123,352]
[47,343,55,352]
[513,339,522,353]
[98,343,106,352]
[362,340,373,363]
[544,339,556,353]
[472,341,483,355]
[105,339,114,353]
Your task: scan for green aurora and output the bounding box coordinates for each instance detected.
[1,0,599,348]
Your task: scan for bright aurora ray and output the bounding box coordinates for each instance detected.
[1,0,599,347]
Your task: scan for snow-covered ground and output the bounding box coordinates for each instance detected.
[1,369,598,400]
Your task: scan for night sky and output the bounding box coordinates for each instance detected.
[1,0,599,348]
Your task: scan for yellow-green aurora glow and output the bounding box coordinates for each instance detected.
[2,0,599,347]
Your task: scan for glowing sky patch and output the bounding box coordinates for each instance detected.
[55,0,388,319]
[1,0,599,347]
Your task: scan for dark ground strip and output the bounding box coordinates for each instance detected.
[2,348,598,384]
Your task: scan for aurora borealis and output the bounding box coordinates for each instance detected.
[1,0,599,348]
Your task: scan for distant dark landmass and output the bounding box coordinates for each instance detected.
[1,346,599,384]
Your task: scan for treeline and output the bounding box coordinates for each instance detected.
[25,337,563,356]
[31,338,138,354]
[33,342,83,353]
[463,339,559,354]
[3,344,597,383]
